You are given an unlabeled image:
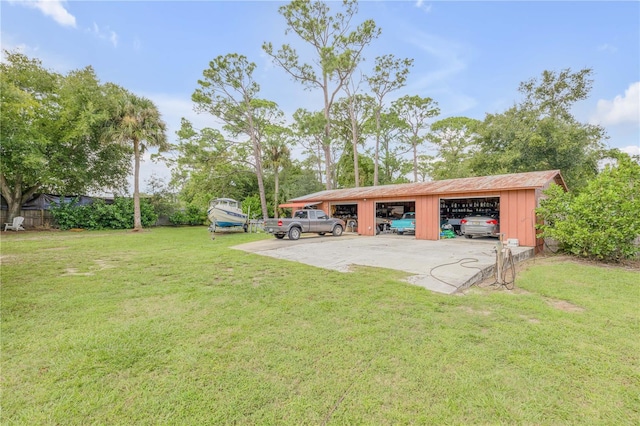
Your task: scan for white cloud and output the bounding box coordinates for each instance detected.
[415,0,432,14]
[591,82,640,126]
[621,144,640,157]
[89,22,118,48]
[597,43,617,53]
[10,0,76,27]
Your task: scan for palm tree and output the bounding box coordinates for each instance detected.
[264,133,291,219]
[106,91,168,231]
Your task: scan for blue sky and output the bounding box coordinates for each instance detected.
[2,0,639,191]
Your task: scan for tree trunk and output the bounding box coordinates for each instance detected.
[323,82,333,190]
[0,174,38,224]
[323,141,333,190]
[133,138,143,231]
[350,100,360,188]
[248,127,269,220]
[273,166,280,219]
[373,108,381,186]
[316,139,324,184]
[413,143,419,182]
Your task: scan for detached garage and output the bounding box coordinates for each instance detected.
[281,170,567,249]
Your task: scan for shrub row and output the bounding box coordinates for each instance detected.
[51,198,158,230]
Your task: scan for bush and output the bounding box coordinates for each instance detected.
[536,155,640,262]
[51,197,158,230]
[242,194,271,219]
[168,204,206,226]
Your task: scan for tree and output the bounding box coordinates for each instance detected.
[367,54,413,185]
[170,119,256,208]
[263,124,293,218]
[376,110,412,184]
[331,93,375,187]
[0,51,131,221]
[263,0,381,190]
[293,108,327,185]
[473,68,605,190]
[536,152,640,262]
[105,90,168,231]
[427,116,481,180]
[192,54,279,220]
[391,95,440,182]
[280,161,324,201]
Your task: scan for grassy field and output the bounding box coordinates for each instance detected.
[1,227,638,424]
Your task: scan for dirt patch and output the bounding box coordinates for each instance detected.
[0,255,19,265]
[62,268,94,277]
[519,314,541,324]
[61,259,115,276]
[459,306,492,316]
[94,259,115,269]
[546,298,585,313]
[472,277,532,294]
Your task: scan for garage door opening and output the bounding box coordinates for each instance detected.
[331,203,358,232]
[376,201,415,235]
[440,197,500,237]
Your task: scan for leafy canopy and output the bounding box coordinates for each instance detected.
[473,68,605,190]
[536,153,640,262]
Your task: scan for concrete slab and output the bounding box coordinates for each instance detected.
[234,234,534,294]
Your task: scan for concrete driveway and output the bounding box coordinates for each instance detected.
[234,234,534,294]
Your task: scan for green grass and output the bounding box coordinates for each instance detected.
[1,227,639,424]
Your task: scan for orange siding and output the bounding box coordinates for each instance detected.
[415,196,427,239]
[415,195,440,240]
[358,199,376,236]
[499,189,537,247]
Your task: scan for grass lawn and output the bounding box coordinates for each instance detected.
[1,227,638,424]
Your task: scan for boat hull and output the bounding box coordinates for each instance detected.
[207,207,247,228]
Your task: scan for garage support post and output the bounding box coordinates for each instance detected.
[496,237,504,284]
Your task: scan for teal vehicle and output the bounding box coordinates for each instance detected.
[390,212,416,235]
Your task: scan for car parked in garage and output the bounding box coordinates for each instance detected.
[390,212,416,235]
[460,213,500,238]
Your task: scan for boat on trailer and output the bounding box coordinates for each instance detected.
[207,198,248,233]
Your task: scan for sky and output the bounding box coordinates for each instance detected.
[2,0,639,193]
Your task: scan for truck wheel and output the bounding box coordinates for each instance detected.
[288,227,301,240]
[332,225,343,237]
[275,234,285,239]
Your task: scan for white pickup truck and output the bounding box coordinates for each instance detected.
[264,209,345,240]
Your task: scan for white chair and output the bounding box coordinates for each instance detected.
[4,216,25,231]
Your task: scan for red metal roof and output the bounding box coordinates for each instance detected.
[288,170,566,203]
